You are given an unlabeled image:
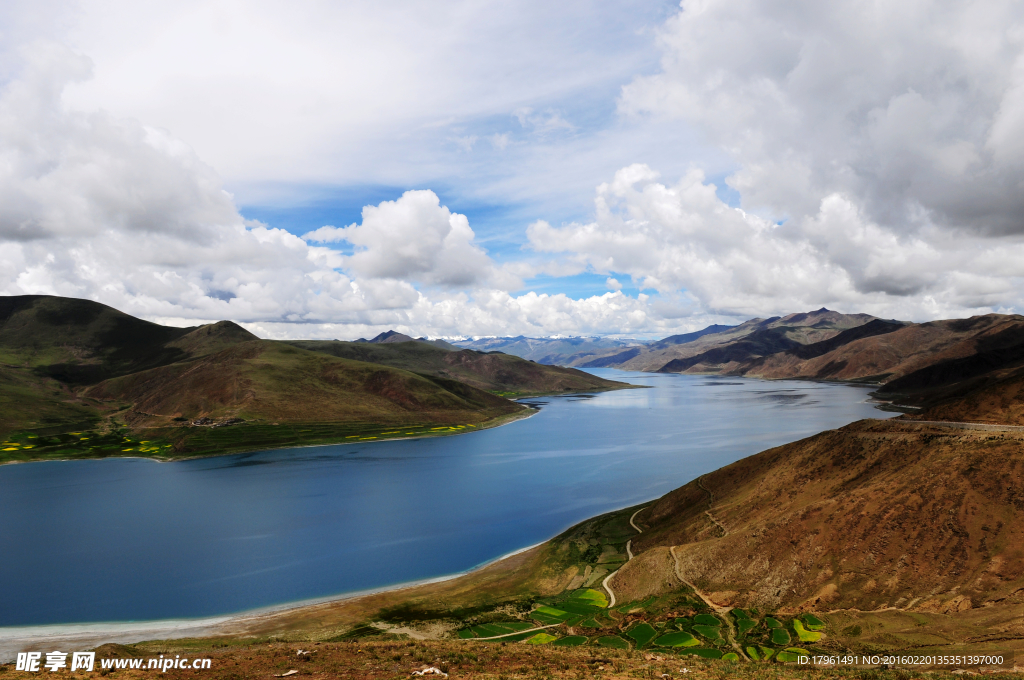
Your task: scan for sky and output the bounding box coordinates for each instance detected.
[2,0,1024,339]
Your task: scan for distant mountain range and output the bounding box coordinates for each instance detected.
[452,335,641,365]
[458,308,1024,411]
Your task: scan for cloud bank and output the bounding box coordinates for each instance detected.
[5,1,1024,339]
[0,43,693,338]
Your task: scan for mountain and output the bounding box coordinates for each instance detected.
[86,341,523,431]
[581,308,879,372]
[287,339,624,396]
[0,295,630,461]
[359,329,459,350]
[645,324,735,350]
[582,311,1024,417]
[0,294,256,384]
[453,335,640,366]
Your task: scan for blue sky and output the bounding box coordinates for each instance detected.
[2,0,1024,338]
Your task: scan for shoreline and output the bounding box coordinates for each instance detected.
[0,539,549,662]
[0,402,543,468]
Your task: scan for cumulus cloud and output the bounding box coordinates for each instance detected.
[500,0,1024,320]
[528,164,1024,319]
[0,43,716,339]
[621,0,1024,238]
[301,190,502,288]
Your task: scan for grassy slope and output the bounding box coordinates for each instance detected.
[0,295,217,383]
[69,340,526,459]
[286,340,631,396]
[0,297,532,461]
[87,340,523,424]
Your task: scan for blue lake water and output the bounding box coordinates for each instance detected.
[0,370,895,627]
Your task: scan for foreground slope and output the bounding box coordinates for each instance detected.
[287,339,628,396]
[629,417,1024,613]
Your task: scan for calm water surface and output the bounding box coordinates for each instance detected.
[0,370,894,626]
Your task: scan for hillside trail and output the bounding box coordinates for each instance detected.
[602,506,648,609]
[895,419,1024,432]
[696,475,728,536]
[470,623,562,641]
[670,477,747,661]
[668,546,748,660]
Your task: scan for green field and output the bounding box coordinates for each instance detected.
[570,589,609,606]
[463,622,535,638]
[551,636,588,647]
[771,628,791,645]
[525,633,558,645]
[801,614,825,630]
[625,623,658,647]
[693,614,721,626]
[736,618,757,634]
[777,647,810,663]
[745,646,760,660]
[653,632,699,648]
[765,617,782,628]
[692,624,724,642]
[594,636,630,650]
[793,619,822,642]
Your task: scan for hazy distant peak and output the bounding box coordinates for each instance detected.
[367,330,416,344]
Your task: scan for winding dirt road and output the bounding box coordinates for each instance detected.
[602,507,648,608]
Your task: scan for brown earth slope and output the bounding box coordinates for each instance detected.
[624,416,1024,615]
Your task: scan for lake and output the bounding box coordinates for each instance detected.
[0,370,894,626]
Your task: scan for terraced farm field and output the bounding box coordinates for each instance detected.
[444,507,829,662]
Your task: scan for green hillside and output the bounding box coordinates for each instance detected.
[0,295,628,462]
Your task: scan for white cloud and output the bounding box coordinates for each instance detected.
[621,0,1024,237]
[301,190,503,289]
[0,44,725,340]
[528,164,1024,320]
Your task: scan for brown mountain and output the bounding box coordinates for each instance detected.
[287,339,623,396]
[581,308,879,372]
[86,340,524,428]
[740,314,1024,388]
